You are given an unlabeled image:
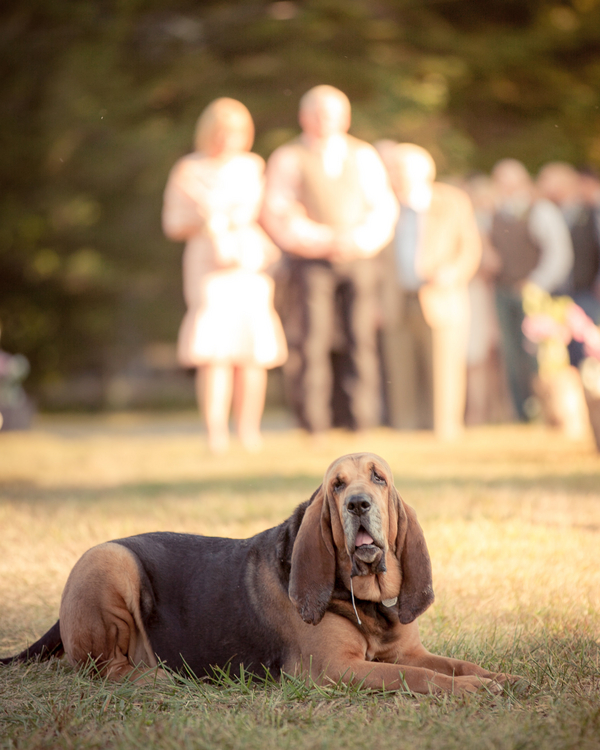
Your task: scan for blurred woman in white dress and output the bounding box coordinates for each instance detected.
[162,98,287,454]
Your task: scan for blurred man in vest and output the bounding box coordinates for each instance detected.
[261,86,397,433]
[490,159,573,420]
[537,161,600,366]
[377,142,481,440]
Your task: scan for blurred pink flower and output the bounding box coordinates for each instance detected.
[523,299,600,360]
[522,314,571,344]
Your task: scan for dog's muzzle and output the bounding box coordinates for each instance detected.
[345,494,387,577]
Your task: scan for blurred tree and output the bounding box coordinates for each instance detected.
[1,0,599,406]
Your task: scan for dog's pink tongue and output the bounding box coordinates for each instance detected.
[355,530,374,547]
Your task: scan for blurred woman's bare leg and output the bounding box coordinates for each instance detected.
[198,365,234,454]
[236,366,267,452]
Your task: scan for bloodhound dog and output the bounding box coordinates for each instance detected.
[1,453,514,694]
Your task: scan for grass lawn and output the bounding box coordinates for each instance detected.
[1,413,599,749]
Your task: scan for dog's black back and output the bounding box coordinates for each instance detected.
[115,528,291,677]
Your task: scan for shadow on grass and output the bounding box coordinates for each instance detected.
[0,473,322,505]
[1,467,599,504]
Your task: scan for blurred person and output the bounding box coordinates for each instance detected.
[376,143,481,440]
[577,164,600,300]
[578,163,600,300]
[0,323,34,431]
[462,174,510,424]
[577,164,600,217]
[261,86,397,433]
[490,159,573,420]
[162,98,287,454]
[537,161,600,365]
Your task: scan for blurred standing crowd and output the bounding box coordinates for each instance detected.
[463,159,600,428]
[162,86,600,452]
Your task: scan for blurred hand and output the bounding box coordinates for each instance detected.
[286,219,337,259]
[326,228,360,263]
[433,265,461,287]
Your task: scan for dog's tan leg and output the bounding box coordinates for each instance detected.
[378,621,514,686]
[325,659,503,695]
[60,542,160,681]
[295,614,505,695]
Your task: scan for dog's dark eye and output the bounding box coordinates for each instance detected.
[332,479,346,492]
[372,470,386,485]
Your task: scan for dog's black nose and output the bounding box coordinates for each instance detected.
[346,494,372,516]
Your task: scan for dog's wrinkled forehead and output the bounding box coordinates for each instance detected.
[324,452,394,488]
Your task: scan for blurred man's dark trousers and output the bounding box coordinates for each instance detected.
[284,258,381,433]
[495,285,536,421]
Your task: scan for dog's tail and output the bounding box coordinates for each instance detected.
[0,620,64,665]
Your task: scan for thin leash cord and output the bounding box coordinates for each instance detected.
[349,577,362,626]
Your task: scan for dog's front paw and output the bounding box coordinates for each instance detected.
[432,674,504,695]
[491,672,530,694]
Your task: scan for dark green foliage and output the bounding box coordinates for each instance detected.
[2,0,600,403]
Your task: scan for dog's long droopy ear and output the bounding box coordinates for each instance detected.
[396,493,435,625]
[289,485,336,625]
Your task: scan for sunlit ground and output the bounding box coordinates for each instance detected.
[1,413,599,749]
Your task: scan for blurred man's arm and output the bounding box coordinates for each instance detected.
[431,188,481,287]
[331,145,398,261]
[260,146,335,258]
[528,199,574,293]
[452,191,482,284]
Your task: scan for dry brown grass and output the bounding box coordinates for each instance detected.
[1,414,600,749]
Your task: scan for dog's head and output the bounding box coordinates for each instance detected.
[289,452,434,626]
